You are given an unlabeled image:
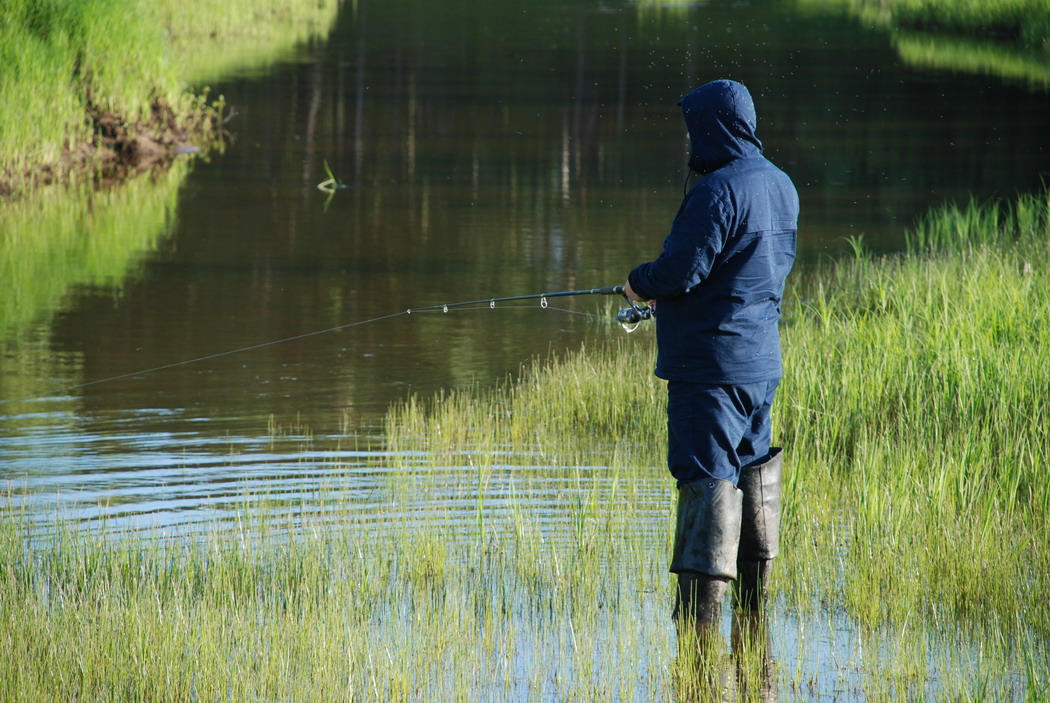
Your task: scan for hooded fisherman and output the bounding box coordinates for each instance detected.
[624,79,798,631]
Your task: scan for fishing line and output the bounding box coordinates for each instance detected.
[63,311,409,392]
[4,285,649,402]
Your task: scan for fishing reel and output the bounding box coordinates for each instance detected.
[616,296,654,332]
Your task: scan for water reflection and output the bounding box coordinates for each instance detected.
[893,31,1050,90]
[2,4,1046,700]
[2,0,1050,527]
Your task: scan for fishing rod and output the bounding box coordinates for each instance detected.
[4,285,653,400]
[406,285,652,325]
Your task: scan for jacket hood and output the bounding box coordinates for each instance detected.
[678,79,763,174]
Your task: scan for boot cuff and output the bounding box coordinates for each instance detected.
[670,478,743,579]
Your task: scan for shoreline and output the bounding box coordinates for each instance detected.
[0,96,226,197]
[0,0,341,197]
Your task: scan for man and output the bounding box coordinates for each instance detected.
[624,79,798,629]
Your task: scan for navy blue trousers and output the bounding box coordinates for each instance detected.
[666,379,779,486]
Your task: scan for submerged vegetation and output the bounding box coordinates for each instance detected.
[2,191,1049,699]
[0,0,341,193]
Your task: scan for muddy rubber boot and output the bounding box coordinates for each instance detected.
[675,573,729,628]
[670,478,743,632]
[734,448,783,613]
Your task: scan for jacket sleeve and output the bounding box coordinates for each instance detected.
[628,184,729,301]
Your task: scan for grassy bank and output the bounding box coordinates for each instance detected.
[0,0,340,193]
[2,190,1049,699]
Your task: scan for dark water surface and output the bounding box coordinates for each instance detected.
[3,0,1050,528]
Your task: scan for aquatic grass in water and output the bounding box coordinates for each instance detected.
[2,191,1050,698]
[0,481,677,701]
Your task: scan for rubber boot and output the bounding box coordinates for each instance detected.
[670,478,743,631]
[734,447,783,613]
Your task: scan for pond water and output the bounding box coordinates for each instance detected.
[2,0,1049,526]
[4,1,1049,699]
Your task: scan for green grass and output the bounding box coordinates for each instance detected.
[0,0,178,177]
[2,190,1049,699]
[781,194,1050,632]
[0,0,340,189]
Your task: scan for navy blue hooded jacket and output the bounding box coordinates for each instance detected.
[628,80,798,384]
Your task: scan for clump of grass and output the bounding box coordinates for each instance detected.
[907,190,1050,252]
[781,189,1049,631]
